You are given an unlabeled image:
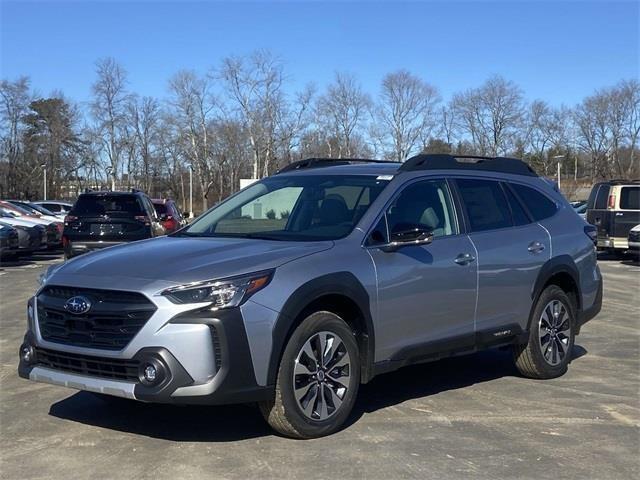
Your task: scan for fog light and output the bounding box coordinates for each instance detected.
[143,364,157,382]
[20,345,34,364]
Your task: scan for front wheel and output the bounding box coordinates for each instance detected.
[259,311,360,439]
[513,285,576,379]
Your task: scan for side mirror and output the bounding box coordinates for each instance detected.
[380,226,433,253]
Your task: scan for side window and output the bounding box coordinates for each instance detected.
[456,179,512,232]
[503,184,531,226]
[511,184,558,221]
[620,187,639,210]
[594,185,609,210]
[385,179,457,238]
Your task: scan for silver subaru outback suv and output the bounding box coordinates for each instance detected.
[19,154,602,438]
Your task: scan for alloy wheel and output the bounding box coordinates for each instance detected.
[538,300,572,366]
[292,331,351,421]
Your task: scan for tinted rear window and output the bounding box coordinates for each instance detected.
[72,195,144,216]
[153,203,168,215]
[620,187,639,210]
[594,185,609,209]
[456,179,513,232]
[511,184,558,221]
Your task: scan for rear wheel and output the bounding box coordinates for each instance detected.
[259,311,360,439]
[513,285,575,379]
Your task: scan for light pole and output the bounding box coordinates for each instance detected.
[40,163,47,200]
[552,155,563,191]
[105,166,113,191]
[187,164,193,219]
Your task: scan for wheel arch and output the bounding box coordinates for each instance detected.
[530,255,582,330]
[267,272,375,386]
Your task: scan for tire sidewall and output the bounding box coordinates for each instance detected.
[277,311,360,438]
[529,285,576,376]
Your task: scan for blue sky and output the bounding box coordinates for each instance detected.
[1,1,638,106]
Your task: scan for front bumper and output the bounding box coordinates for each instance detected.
[19,303,274,405]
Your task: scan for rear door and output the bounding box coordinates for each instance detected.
[454,178,550,335]
[614,186,640,239]
[586,183,612,240]
[66,194,150,241]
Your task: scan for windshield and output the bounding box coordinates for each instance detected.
[180,175,391,241]
[27,203,56,216]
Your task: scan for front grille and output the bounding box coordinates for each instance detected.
[37,286,157,350]
[34,347,140,381]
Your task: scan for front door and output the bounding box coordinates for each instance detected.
[366,178,478,362]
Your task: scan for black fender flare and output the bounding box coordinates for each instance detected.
[529,254,581,328]
[266,272,375,385]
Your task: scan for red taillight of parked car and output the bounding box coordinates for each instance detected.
[162,216,177,232]
[62,235,69,247]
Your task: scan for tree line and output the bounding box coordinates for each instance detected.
[1,51,638,213]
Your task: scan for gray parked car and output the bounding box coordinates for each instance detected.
[19,154,602,438]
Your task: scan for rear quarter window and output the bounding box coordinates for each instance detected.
[456,179,513,232]
[620,187,639,210]
[511,183,558,221]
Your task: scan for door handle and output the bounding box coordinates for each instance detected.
[454,253,476,265]
[528,241,546,254]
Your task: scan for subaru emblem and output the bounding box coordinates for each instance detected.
[64,296,92,315]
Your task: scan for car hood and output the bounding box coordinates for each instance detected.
[48,236,334,291]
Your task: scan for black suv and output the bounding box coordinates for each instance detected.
[63,190,165,259]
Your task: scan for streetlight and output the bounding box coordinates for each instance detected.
[552,155,564,191]
[105,166,113,191]
[40,163,47,200]
[187,164,193,219]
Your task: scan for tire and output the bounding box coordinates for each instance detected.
[259,311,360,439]
[513,285,576,379]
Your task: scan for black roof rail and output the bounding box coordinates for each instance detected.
[275,157,398,174]
[604,178,640,185]
[400,154,538,177]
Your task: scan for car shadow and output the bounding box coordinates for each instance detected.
[48,344,588,442]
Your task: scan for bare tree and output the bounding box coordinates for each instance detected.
[168,70,216,210]
[574,90,612,179]
[0,77,31,196]
[316,72,371,158]
[452,75,525,156]
[371,70,440,161]
[91,58,130,189]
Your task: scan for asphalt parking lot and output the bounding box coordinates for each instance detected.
[0,253,638,480]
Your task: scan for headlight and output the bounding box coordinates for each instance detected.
[161,270,273,308]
